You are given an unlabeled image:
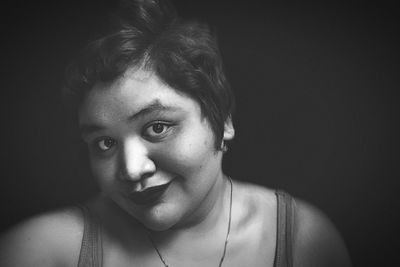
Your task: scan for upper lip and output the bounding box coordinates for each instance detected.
[128,182,171,205]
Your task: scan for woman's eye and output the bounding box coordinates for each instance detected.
[96,137,116,152]
[144,122,171,138]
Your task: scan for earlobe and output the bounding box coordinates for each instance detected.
[223,116,235,141]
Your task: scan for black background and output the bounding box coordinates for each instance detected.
[1,1,399,266]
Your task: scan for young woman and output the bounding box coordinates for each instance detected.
[0,0,352,266]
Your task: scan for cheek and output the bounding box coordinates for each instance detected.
[89,157,116,191]
[154,127,218,176]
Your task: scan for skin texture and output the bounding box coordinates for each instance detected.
[0,68,352,267]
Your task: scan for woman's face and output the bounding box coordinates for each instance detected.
[79,69,232,230]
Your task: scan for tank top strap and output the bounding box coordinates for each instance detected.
[77,204,103,267]
[274,190,295,267]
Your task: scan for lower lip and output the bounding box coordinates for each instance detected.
[128,182,171,205]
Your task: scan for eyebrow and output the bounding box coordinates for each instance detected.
[79,100,181,138]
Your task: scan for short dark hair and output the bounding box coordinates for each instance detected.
[63,0,235,149]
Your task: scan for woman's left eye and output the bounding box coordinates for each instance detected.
[144,122,172,138]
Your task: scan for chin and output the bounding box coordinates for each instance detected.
[140,218,175,232]
[143,204,184,231]
[132,211,181,232]
[115,198,181,231]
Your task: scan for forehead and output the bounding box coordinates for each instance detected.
[78,69,200,125]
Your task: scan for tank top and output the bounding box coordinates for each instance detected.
[77,190,294,267]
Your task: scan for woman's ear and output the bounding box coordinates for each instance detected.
[223,116,235,141]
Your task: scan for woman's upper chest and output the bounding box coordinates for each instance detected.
[100,184,278,267]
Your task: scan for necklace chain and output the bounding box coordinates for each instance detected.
[146,176,233,267]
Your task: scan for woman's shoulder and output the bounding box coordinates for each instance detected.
[233,179,277,206]
[232,179,277,225]
[230,180,279,265]
[0,206,85,267]
[291,198,352,267]
[233,180,352,266]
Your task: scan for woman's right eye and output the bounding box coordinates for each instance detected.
[95,137,116,152]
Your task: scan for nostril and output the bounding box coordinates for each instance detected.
[140,172,154,180]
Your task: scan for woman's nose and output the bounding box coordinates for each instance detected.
[118,138,156,182]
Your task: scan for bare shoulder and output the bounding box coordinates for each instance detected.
[232,180,278,222]
[233,179,277,207]
[293,198,352,267]
[0,206,84,267]
[232,180,352,266]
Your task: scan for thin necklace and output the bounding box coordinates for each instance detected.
[146,176,233,267]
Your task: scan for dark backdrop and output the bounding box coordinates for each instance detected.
[2,1,399,266]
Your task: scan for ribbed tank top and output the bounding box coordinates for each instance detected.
[77,190,294,267]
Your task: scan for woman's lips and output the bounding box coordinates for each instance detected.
[128,182,171,205]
